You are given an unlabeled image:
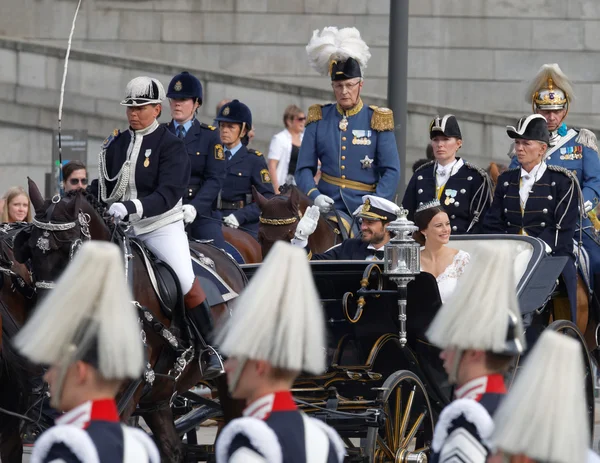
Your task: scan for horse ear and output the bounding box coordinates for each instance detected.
[289,186,300,215]
[13,228,32,264]
[252,186,268,210]
[27,177,45,212]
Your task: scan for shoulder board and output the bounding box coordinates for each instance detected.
[307,104,323,125]
[431,399,493,453]
[499,167,519,177]
[33,425,98,462]
[548,164,576,180]
[101,129,121,150]
[369,105,395,132]
[248,149,263,157]
[464,161,488,178]
[216,417,281,463]
[575,128,599,152]
[199,122,217,131]
[414,160,434,173]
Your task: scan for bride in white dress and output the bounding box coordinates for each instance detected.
[413,201,470,302]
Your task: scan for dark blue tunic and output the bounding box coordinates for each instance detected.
[309,238,381,260]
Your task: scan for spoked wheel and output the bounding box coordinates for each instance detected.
[546,320,595,439]
[365,370,433,463]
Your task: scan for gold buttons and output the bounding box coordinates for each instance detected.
[342,136,347,141]
[341,185,346,188]
[342,146,347,151]
[341,165,346,170]
[341,156,346,160]
[342,175,346,179]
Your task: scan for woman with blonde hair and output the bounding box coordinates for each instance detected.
[267,104,306,193]
[2,186,32,223]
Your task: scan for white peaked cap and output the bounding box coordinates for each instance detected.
[215,241,326,374]
[306,26,371,76]
[491,330,589,463]
[15,242,144,380]
[426,241,525,354]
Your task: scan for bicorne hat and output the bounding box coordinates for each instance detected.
[167,71,203,103]
[506,114,550,145]
[214,99,252,129]
[429,114,462,140]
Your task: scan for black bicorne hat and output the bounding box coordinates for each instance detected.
[506,114,550,145]
[167,71,203,103]
[429,114,462,140]
[330,57,362,81]
[214,99,253,129]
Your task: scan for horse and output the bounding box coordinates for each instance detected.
[221,226,262,263]
[254,184,345,257]
[12,181,246,463]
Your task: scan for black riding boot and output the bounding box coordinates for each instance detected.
[184,279,225,380]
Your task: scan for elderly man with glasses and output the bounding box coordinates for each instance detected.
[295,27,400,218]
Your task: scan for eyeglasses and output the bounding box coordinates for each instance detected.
[332,80,361,92]
[68,178,88,186]
[296,116,306,121]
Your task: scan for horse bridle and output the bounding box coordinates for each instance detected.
[30,195,92,289]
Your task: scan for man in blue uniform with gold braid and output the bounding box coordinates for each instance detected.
[165,71,227,248]
[509,63,600,276]
[295,27,400,217]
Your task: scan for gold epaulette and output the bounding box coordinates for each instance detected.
[208,125,216,131]
[575,128,598,152]
[249,149,263,157]
[307,104,323,125]
[101,129,120,150]
[369,105,395,131]
[414,160,434,173]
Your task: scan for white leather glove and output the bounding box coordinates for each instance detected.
[182,205,197,224]
[295,205,320,240]
[223,214,240,229]
[314,194,334,214]
[108,202,128,220]
[584,200,593,214]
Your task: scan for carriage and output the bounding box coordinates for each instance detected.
[170,233,597,462]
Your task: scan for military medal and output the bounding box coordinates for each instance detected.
[339,116,348,131]
[444,189,457,205]
[144,149,151,168]
[360,155,374,169]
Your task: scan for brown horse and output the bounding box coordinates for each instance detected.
[12,182,245,463]
[254,184,344,257]
[222,226,262,263]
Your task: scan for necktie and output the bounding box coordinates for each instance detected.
[369,250,384,260]
[225,150,232,161]
[176,125,186,139]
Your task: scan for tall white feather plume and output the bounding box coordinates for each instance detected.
[306,27,371,77]
[491,330,589,463]
[15,242,144,380]
[215,241,326,374]
[426,241,525,352]
[122,76,166,104]
[525,63,575,103]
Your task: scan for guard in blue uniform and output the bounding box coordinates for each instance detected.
[295,27,400,217]
[402,115,492,233]
[215,242,345,462]
[216,100,274,240]
[14,242,159,463]
[426,242,526,463]
[485,115,580,321]
[165,71,227,248]
[509,63,600,275]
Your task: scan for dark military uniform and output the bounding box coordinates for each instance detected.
[402,159,491,233]
[219,145,275,239]
[166,119,226,247]
[309,238,383,261]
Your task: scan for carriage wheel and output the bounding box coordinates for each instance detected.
[546,320,595,440]
[365,370,433,463]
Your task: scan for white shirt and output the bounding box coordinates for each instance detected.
[267,129,303,186]
[519,162,547,208]
[436,158,464,189]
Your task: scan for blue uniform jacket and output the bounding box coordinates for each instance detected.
[165,119,225,218]
[309,238,380,261]
[295,100,400,215]
[90,125,189,219]
[220,146,275,236]
[483,166,578,258]
[402,159,491,234]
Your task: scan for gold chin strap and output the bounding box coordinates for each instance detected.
[228,357,247,395]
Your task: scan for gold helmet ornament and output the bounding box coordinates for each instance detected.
[526,63,574,115]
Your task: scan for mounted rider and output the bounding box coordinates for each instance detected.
[426,241,526,463]
[509,63,600,277]
[90,76,223,379]
[14,242,159,463]
[295,27,400,218]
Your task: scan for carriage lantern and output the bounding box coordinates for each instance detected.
[384,207,420,347]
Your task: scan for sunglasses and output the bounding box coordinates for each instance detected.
[68,178,88,186]
[296,116,306,121]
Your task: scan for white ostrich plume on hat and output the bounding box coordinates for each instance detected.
[426,241,525,352]
[121,76,166,105]
[215,241,326,374]
[15,241,144,380]
[306,26,371,77]
[491,330,589,463]
[525,63,575,103]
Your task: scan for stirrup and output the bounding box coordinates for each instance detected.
[198,345,225,380]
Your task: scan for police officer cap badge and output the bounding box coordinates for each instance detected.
[174,80,183,92]
[223,106,230,116]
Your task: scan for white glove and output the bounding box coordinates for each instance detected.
[223,214,240,229]
[108,202,128,220]
[295,205,320,240]
[584,200,593,214]
[314,194,334,214]
[182,205,197,224]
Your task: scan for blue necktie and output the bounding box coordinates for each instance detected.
[225,150,232,160]
[177,125,186,139]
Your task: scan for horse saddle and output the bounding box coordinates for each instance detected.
[325,210,359,239]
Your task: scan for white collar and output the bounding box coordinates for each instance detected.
[56,401,93,428]
[366,244,384,251]
[520,161,547,181]
[436,158,463,176]
[243,393,275,419]
[129,119,159,137]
